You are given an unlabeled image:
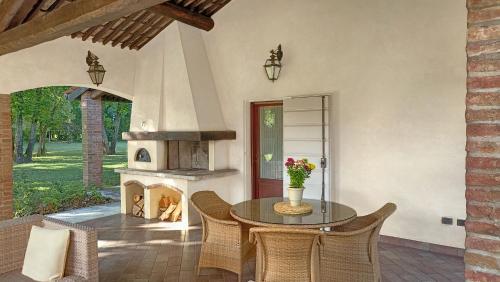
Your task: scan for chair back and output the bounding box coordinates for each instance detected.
[250,227,322,282]
[190,191,232,221]
[319,203,396,282]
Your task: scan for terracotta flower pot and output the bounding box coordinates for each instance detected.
[288,187,304,207]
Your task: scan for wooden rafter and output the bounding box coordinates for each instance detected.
[6,0,39,29]
[91,20,116,43]
[102,11,141,45]
[111,11,150,47]
[148,2,214,31]
[0,0,166,56]
[129,17,170,50]
[121,14,162,49]
[0,0,24,32]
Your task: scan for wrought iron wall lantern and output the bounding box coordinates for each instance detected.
[86,51,106,87]
[263,44,283,82]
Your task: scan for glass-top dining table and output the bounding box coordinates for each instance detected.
[230,197,357,228]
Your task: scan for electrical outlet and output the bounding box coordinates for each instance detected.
[441,217,453,225]
[457,219,466,226]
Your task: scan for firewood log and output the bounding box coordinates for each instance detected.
[171,201,182,222]
[132,199,145,217]
[133,194,143,203]
[159,203,177,221]
[159,196,172,209]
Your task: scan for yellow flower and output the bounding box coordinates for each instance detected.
[309,163,316,170]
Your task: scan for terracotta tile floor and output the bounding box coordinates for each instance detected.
[83,215,464,282]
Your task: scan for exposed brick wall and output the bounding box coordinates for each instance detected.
[0,95,13,220]
[466,1,500,281]
[81,92,103,187]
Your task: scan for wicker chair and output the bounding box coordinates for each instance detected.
[190,191,254,282]
[249,227,322,282]
[0,215,98,282]
[319,203,397,282]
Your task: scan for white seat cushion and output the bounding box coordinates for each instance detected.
[22,226,70,282]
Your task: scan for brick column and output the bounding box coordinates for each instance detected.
[81,91,103,187]
[466,1,500,281]
[0,95,13,220]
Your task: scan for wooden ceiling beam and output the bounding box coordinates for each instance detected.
[0,0,167,56]
[0,0,25,32]
[148,2,214,31]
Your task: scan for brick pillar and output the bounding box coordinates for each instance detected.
[81,91,103,187]
[466,1,500,281]
[0,95,13,220]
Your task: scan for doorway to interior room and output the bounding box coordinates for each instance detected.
[251,101,284,199]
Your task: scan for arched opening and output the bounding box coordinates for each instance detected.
[8,85,132,218]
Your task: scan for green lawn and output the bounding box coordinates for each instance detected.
[13,142,127,217]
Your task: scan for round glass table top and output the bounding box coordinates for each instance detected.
[230,197,357,228]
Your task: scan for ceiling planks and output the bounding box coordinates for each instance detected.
[0,0,231,54]
[0,0,167,56]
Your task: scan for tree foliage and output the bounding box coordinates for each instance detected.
[11,87,132,162]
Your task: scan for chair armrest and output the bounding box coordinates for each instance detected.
[0,215,44,274]
[42,218,98,282]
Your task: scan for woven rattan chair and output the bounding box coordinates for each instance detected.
[249,227,322,282]
[190,191,254,282]
[319,203,397,282]
[0,214,98,282]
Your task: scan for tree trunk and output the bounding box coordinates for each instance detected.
[24,120,37,162]
[14,113,24,163]
[102,122,110,155]
[109,112,121,155]
[37,128,47,156]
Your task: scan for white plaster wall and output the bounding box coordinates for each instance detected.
[0,36,136,99]
[202,0,467,248]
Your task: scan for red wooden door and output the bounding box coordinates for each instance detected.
[251,101,283,199]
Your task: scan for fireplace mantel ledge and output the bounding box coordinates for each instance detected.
[115,168,239,181]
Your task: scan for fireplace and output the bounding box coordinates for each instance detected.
[116,130,239,227]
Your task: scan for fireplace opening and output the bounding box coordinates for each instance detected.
[135,148,151,162]
[167,141,209,170]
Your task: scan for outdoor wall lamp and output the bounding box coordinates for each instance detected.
[263,44,283,82]
[86,51,106,87]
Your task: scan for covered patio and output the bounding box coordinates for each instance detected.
[86,214,464,282]
[0,0,498,281]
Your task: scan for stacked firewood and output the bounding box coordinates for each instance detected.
[158,196,182,222]
[132,194,144,217]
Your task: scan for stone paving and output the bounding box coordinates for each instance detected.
[48,187,121,223]
[82,214,465,282]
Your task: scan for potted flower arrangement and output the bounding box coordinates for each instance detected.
[285,157,316,207]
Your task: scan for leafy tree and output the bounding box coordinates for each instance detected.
[103,101,131,155]
[35,87,73,156]
[11,87,73,161]
[11,92,26,163]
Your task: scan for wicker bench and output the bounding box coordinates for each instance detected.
[0,215,98,282]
